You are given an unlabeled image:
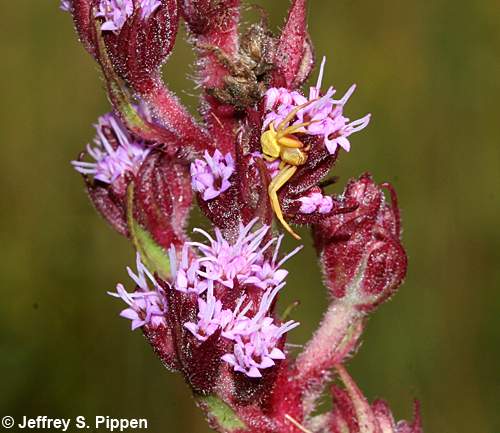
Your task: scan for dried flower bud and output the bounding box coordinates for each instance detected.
[179,0,239,36]
[314,173,407,313]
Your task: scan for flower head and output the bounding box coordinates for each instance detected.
[221,320,298,378]
[71,113,150,184]
[190,150,235,201]
[97,0,134,32]
[221,285,300,378]
[173,221,300,377]
[108,254,167,330]
[183,275,299,377]
[190,219,300,290]
[264,87,306,112]
[263,57,371,156]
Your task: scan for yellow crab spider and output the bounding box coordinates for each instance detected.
[260,100,318,240]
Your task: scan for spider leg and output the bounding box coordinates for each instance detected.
[278,136,304,148]
[268,165,300,240]
[278,120,323,141]
[263,154,277,162]
[277,99,318,132]
[243,4,269,28]
[195,43,241,76]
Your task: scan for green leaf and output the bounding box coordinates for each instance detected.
[92,18,161,139]
[197,395,246,432]
[127,184,171,280]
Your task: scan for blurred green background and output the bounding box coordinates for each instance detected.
[1,1,499,432]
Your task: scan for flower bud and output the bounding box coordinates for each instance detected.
[68,2,208,153]
[83,175,130,237]
[70,0,179,93]
[103,0,179,94]
[70,0,96,57]
[129,151,192,278]
[273,0,315,89]
[314,173,407,313]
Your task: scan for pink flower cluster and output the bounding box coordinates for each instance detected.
[71,113,150,184]
[190,150,235,201]
[109,254,168,330]
[263,57,371,155]
[220,285,299,378]
[96,0,161,32]
[187,219,301,290]
[184,282,299,378]
[298,189,334,214]
[172,220,301,377]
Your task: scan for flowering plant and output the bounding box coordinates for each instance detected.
[62,0,422,432]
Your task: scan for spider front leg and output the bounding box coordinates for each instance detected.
[195,43,244,77]
[268,164,300,240]
[276,99,318,132]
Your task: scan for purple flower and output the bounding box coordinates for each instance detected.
[189,219,300,290]
[71,113,150,184]
[264,87,305,112]
[108,254,167,330]
[184,275,300,377]
[96,0,134,32]
[243,235,302,290]
[221,285,300,378]
[263,57,371,156]
[298,190,333,214]
[138,0,162,18]
[168,244,208,295]
[176,220,300,376]
[96,0,161,33]
[59,0,72,12]
[184,282,233,341]
[189,221,269,288]
[190,150,235,201]
[221,322,294,378]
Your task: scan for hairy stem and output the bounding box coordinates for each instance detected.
[295,302,362,416]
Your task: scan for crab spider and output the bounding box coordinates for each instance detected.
[260,100,318,240]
